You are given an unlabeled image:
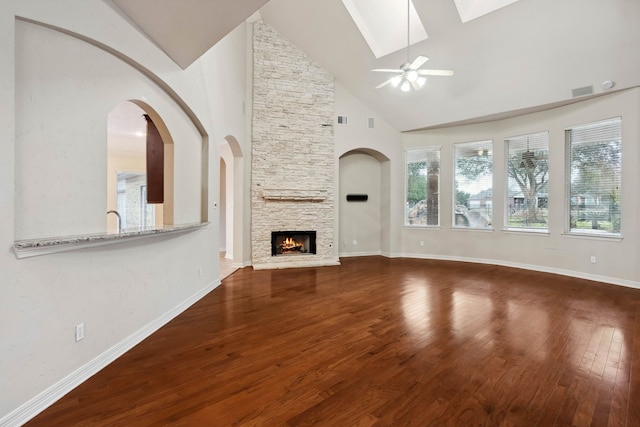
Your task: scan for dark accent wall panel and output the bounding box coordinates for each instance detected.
[346,194,368,202]
[144,114,164,203]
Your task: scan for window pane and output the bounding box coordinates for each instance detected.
[454,141,492,228]
[566,118,621,235]
[505,131,549,230]
[405,148,440,226]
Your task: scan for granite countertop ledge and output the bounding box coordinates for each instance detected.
[14,222,209,259]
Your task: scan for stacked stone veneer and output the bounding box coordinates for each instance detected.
[251,21,338,269]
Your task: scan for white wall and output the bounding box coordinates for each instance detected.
[1,1,248,423]
[402,88,640,287]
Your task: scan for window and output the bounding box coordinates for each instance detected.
[454,140,493,228]
[405,147,440,226]
[566,117,621,236]
[116,172,155,230]
[505,131,549,230]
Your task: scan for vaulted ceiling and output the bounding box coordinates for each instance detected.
[111,0,640,132]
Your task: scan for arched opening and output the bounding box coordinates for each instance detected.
[219,135,245,269]
[107,100,174,232]
[339,148,391,257]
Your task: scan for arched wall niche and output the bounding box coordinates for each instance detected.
[338,147,391,257]
[339,147,390,163]
[15,16,210,239]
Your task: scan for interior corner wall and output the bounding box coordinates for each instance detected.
[402,88,640,287]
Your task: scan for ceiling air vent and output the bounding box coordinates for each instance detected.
[337,115,348,125]
[572,85,594,98]
[368,118,375,128]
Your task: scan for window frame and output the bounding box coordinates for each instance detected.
[453,140,493,230]
[404,146,442,228]
[565,117,622,238]
[504,131,549,233]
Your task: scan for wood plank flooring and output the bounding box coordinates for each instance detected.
[26,257,640,426]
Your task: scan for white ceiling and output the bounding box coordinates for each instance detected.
[111,0,269,69]
[110,0,640,132]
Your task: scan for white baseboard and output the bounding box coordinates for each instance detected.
[338,250,381,258]
[0,280,221,427]
[397,252,640,290]
[233,260,252,269]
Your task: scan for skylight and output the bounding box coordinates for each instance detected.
[453,0,521,23]
[341,0,428,59]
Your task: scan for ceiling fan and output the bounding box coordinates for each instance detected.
[518,138,547,170]
[372,0,454,92]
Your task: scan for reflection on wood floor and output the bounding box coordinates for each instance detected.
[219,251,237,280]
[26,257,640,426]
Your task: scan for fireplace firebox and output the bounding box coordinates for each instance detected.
[271,231,316,256]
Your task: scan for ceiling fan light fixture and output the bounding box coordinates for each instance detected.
[371,0,453,91]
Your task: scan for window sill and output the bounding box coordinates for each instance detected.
[561,231,623,242]
[13,222,209,259]
[404,225,442,230]
[451,227,494,232]
[502,228,550,235]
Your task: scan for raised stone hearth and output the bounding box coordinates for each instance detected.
[251,21,339,270]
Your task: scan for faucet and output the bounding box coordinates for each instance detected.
[107,210,122,233]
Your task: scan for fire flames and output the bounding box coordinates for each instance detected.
[280,237,304,253]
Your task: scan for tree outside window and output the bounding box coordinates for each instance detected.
[566,118,621,235]
[505,132,549,230]
[405,148,440,226]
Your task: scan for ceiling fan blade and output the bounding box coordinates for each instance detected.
[417,69,454,76]
[371,68,403,73]
[409,56,429,70]
[375,77,396,89]
[410,79,424,91]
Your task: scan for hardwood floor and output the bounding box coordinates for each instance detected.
[26,257,640,426]
[219,252,238,280]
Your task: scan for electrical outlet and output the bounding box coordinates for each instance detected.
[590,256,596,264]
[75,323,85,342]
[352,240,358,246]
[343,240,348,246]
[420,241,425,247]
[199,267,203,277]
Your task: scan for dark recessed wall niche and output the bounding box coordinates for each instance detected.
[346,194,368,202]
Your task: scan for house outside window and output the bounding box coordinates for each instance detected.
[405,147,441,226]
[454,140,493,228]
[566,117,621,236]
[505,131,549,231]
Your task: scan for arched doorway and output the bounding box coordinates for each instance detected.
[219,135,245,268]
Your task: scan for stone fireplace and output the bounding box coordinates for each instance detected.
[251,21,339,270]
